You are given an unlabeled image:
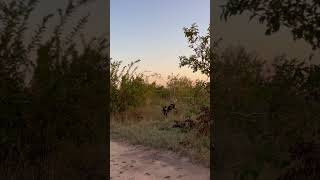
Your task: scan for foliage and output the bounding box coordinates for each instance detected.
[179,22,320,178]
[166,74,193,101]
[0,0,107,178]
[213,45,320,179]
[110,60,210,116]
[178,23,213,77]
[221,0,320,49]
[110,59,151,112]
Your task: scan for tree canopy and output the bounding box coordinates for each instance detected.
[221,0,320,50]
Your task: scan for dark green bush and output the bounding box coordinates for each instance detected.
[0,0,108,178]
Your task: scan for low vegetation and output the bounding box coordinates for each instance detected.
[2,0,319,178]
[111,21,320,179]
[110,58,210,165]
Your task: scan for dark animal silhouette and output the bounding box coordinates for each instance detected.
[162,106,168,116]
[172,118,195,129]
[168,103,175,111]
[162,103,176,116]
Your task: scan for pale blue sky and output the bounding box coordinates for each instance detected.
[110,0,210,84]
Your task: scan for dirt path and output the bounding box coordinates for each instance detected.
[110,140,210,180]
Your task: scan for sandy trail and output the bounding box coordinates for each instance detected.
[110,140,210,180]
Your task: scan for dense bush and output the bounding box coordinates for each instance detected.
[214,46,320,179]
[0,0,107,179]
[180,22,320,179]
[110,59,149,112]
[110,59,210,116]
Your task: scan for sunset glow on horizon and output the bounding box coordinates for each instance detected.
[111,0,210,84]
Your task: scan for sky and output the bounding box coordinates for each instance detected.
[110,0,210,85]
[28,0,320,85]
[212,0,320,63]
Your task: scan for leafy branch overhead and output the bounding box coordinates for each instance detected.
[179,24,213,77]
[221,0,320,50]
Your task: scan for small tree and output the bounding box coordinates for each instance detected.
[179,23,218,77]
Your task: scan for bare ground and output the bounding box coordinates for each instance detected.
[110,140,210,180]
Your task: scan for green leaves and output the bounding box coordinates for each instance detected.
[179,23,215,77]
[110,59,150,113]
